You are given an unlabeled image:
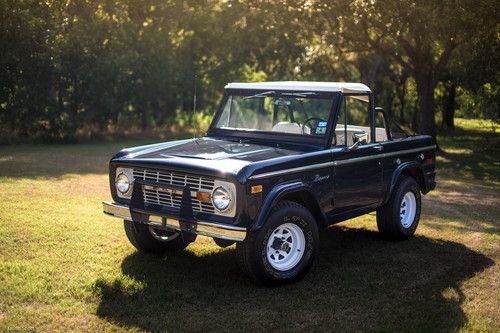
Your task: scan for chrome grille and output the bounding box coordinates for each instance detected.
[133,168,215,214]
[133,168,214,191]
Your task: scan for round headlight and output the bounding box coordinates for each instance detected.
[212,186,231,211]
[116,173,131,194]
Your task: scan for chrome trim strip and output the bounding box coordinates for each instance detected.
[249,162,334,180]
[102,201,246,242]
[372,145,437,160]
[333,154,378,166]
[248,145,436,180]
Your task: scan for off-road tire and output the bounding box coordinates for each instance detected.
[236,200,319,285]
[124,221,190,253]
[377,176,421,240]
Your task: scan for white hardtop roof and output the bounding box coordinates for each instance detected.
[225,81,371,94]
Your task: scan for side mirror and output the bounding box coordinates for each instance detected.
[348,131,368,150]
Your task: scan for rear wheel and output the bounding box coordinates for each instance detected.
[124,221,190,253]
[237,200,319,285]
[377,176,421,240]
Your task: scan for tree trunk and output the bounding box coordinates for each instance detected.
[385,85,393,119]
[139,96,149,130]
[411,105,419,132]
[398,74,408,125]
[442,83,456,130]
[154,99,165,127]
[141,107,149,130]
[415,73,437,139]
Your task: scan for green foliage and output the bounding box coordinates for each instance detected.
[242,64,268,83]
[456,84,500,126]
[0,0,498,142]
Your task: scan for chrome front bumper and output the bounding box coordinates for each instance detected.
[102,201,246,242]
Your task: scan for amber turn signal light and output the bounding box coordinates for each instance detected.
[196,191,211,202]
[424,158,435,166]
[251,185,263,194]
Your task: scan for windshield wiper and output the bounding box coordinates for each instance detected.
[281,92,318,97]
[243,91,275,99]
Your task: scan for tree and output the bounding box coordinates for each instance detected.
[443,20,500,128]
[319,0,498,140]
[0,0,497,142]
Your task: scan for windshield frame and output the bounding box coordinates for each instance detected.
[207,89,341,147]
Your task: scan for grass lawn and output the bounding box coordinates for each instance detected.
[0,118,498,332]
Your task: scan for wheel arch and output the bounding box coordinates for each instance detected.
[385,162,426,204]
[250,181,326,232]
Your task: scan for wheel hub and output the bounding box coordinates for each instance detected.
[271,237,291,252]
[266,223,306,271]
[400,191,417,228]
[271,237,284,251]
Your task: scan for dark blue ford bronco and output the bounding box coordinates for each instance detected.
[103,81,436,285]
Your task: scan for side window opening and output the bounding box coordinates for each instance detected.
[374,107,410,142]
[388,121,409,140]
[334,95,371,146]
[374,112,389,142]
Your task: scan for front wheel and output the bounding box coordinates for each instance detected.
[237,200,319,285]
[124,221,190,253]
[377,176,421,240]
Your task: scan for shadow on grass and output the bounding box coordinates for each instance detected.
[438,150,499,183]
[94,227,493,332]
[437,129,500,183]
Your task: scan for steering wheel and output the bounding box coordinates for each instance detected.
[302,117,327,134]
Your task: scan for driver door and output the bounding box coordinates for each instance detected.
[330,94,383,214]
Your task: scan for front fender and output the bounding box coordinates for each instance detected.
[250,181,316,232]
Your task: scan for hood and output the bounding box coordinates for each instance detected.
[115,137,311,177]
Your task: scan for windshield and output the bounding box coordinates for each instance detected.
[213,91,336,137]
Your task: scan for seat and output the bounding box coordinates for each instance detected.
[272,122,310,134]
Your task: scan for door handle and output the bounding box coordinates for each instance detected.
[373,145,384,151]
